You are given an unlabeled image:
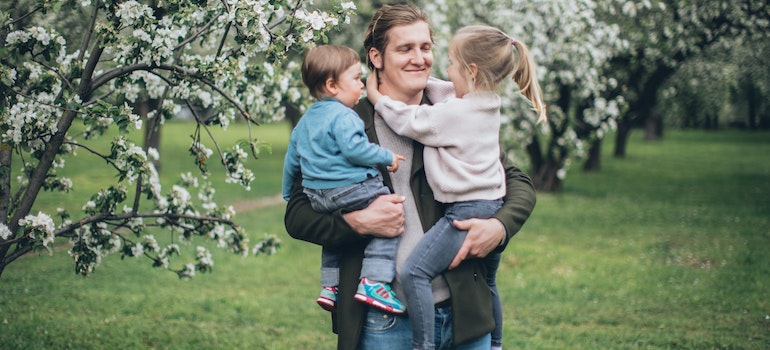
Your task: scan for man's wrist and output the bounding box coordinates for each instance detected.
[496,219,507,246]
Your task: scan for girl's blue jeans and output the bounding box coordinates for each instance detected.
[400,199,503,350]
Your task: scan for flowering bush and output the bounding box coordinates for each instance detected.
[0,0,356,278]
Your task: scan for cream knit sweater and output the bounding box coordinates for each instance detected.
[374,78,506,203]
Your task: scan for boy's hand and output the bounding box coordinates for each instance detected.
[387,153,407,172]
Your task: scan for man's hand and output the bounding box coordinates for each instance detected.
[449,218,506,269]
[343,194,406,238]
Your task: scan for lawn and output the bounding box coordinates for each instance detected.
[0,125,768,349]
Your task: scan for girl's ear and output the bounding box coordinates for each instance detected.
[467,63,479,81]
[369,48,383,69]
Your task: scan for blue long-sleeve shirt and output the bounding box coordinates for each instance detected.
[282,98,394,201]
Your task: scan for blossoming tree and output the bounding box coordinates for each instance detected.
[0,0,356,278]
[424,0,769,191]
[425,0,627,191]
[605,0,770,157]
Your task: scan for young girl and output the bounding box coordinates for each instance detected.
[283,45,407,315]
[366,25,547,350]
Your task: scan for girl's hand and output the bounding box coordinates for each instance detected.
[366,71,383,105]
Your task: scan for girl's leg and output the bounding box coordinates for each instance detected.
[401,199,503,349]
[485,251,503,348]
[400,216,465,350]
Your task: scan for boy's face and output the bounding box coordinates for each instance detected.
[332,62,364,108]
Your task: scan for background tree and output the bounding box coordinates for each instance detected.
[603,0,770,158]
[0,0,356,278]
[425,0,626,191]
[422,0,769,187]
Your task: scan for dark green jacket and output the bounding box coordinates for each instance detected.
[284,98,537,349]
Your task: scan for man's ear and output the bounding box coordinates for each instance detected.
[369,48,383,69]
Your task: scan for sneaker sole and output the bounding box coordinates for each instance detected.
[316,298,336,312]
[354,293,406,314]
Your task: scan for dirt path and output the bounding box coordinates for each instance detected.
[232,194,284,213]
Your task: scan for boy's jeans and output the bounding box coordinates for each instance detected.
[305,175,397,286]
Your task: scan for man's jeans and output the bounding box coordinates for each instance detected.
[358,306,491,350]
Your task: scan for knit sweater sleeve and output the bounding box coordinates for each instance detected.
[374,96,460,148]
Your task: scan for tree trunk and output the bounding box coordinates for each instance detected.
[583,138,602,171]
[0,147,12,278]
[144,114,162,172]
[136,97,162,172]
[531,159,562,192]
[644,114,663,141]
[614,120,631,158]
[747,81,758,130]
[283,101,303,128]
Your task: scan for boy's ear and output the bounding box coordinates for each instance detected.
[368,48,383,69]
[324,77,338,96]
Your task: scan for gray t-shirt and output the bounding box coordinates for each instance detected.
[374,115,450,307]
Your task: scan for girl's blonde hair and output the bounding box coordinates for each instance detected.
[450,25,547,123]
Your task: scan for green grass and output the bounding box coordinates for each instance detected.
[1,128,769,349]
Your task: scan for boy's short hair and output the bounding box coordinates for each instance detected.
[301,45,361,99]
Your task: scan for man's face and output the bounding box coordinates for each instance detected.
[370,21,433,105]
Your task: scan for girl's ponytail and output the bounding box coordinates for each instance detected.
[511,40,547,124]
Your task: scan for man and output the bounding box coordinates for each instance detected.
[284,4,537,349]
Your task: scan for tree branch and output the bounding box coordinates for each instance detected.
[174,15,220,51]
[10,4,43,26]
[1,211,239,263]
[77,3,100,64]
[91,63,251,121]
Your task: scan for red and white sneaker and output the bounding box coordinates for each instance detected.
[316,286,338,312]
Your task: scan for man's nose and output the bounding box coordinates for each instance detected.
[410,50,425,65]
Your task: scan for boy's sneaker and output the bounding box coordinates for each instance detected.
[354,278,406,314]
[317,286,338,312]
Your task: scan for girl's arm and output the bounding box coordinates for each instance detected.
[366,72,384,105]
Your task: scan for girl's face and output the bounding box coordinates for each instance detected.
[333,62,364,108]
[446,42,471,98]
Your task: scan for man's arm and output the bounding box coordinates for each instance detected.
[284,179,405,247]
[449,155,536,268]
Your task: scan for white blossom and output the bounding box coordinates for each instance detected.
[0,224,11,240]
